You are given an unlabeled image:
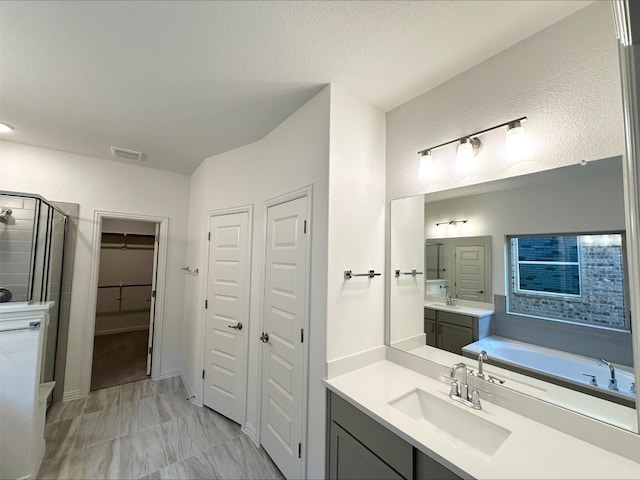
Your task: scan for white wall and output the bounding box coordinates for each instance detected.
[0,141,189,397]
[386,2,623,201]
[183,86,330,478]
[326,87,386,362]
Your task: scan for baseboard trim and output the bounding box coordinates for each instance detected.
[242,423,258,446]
[94,325,149,336]
[62,389,82,402]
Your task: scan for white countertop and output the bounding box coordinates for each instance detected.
[324,360,640,479]
[0,302,54,315]
[424,301,494,317]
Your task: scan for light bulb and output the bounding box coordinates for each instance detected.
[418,150,433,179]
[456,137,480,172]
[505,120,529,162]
[0,122,14,134]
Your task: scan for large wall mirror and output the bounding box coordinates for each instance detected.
[389,156,638,431]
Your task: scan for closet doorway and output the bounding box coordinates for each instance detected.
[90,218,159,391]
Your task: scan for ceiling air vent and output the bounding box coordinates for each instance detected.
[111,146,144,162]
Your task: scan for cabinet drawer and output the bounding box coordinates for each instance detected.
[330,392,413,479]
[424,308,436,320]
[437,311,472,328]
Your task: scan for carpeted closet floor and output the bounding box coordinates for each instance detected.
[91,329,150,391]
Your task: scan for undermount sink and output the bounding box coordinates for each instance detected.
[388,388,511,457]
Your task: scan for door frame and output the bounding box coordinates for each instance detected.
[201,204,254,426]
[81,210,169,396]
[257,185,312,478]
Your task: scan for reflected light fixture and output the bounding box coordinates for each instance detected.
[417,116,527,178]
[435,219,467,227]
[418,150,433,178]
[0,122,15,134]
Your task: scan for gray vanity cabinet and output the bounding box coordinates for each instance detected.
[424,308,489,355]
[327,391,463,480]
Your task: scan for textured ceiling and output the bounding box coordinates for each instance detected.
[0,1,592,174]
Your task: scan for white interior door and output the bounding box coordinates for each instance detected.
[147,224,160,376]
[260,196,308,480]
[455,245,486,301]
[204,211,250,424]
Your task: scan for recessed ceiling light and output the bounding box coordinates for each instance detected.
[0,122,15,134]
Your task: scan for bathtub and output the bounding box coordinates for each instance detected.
[463,336,636,407]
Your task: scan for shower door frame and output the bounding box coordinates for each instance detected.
[81,210,169,396]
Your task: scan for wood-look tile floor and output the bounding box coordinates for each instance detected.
[91,330,150,391]
[38,377,284,480]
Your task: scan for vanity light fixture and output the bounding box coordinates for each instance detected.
[0,122,15,134]
[435,219,468,227]
[417,116,528,177]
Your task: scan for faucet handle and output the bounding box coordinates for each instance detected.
[582,373,598,386]
[487,374,506,385]
[470,386,491,409]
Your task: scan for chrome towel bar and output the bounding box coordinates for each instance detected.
[344,270,381,280]
[394,269,424,278]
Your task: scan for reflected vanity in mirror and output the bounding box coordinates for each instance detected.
[389,156,637,429]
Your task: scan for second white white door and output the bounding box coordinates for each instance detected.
[260,195,309,480]
[204,211,251,424]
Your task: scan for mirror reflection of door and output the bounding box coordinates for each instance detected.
[455,245,486,302]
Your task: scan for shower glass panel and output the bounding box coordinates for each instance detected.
[0,192,68,385]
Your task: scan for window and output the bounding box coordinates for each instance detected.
[508,233,628,330]
[513,236,581,297]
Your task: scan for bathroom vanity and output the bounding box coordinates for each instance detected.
[0,302,54,480]
[423,303,492,355]
[324,358,640,479]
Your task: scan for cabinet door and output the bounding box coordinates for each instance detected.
[329,422,405,480]
[415,450,462,480]
[437,322,473,355]
[424,319,436,347]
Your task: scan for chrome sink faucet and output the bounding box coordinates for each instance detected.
[445,362,489,410]
[446,294,456,306]
[597,358,618,391]
[477,350,488,380]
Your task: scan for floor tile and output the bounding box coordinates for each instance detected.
[75,405,120,449]
[207,435,283,480]
[156,388,195,423]
[37,455,66,479]
[84,385,121,414]
[59,438,120,480]
[161,412,209,464]
[168,450,222,480]
[45,398,86,424]
[152,376,183,396]
[120,378,153,403]
[44,417,81,460]
[195,407,241,447]
[121,396,161,436]
[119,424,168,479]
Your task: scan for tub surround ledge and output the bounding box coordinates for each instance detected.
[323,359,640,479]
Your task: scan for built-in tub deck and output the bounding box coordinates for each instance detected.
[463,335,636,408]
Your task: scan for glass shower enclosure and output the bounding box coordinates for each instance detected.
[0,191,70,391]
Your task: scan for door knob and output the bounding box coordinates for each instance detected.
[260,332,269,343]
[477,290,484,294]
[228,322,243,330]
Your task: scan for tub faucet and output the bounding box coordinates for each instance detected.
[597,358,618,391]
[477,350,488,379]
[446,294,456,306]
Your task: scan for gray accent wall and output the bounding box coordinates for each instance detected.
[492,294,633,367]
